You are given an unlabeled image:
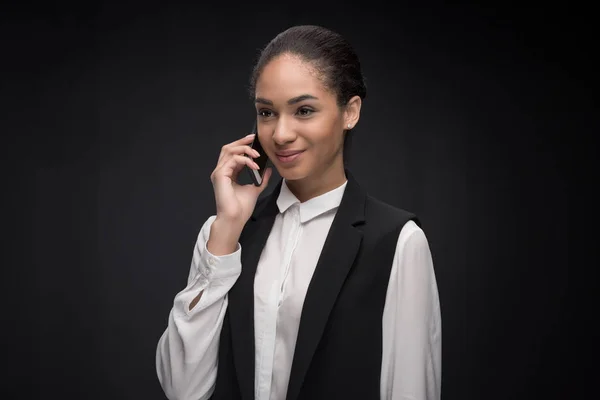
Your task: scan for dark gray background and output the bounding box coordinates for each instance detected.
[3,2,589,399]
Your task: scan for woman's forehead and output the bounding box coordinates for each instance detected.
[256,55,331,103]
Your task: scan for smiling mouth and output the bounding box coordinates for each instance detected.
[276,151,304,163]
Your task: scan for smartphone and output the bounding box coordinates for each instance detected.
[246,121,270,186]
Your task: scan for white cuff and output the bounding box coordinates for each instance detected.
[197,237,242,282]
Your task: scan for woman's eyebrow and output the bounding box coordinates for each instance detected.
[255,94,319,106]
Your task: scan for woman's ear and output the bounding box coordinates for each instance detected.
[344,95,362,129]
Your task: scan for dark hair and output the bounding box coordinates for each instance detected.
[248,25,367,165]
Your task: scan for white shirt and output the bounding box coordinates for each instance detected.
[156,179,441,400]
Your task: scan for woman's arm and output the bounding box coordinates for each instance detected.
[381,220,442,400]
[156,215,243,400]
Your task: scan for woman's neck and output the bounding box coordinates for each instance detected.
[285,162,347,203]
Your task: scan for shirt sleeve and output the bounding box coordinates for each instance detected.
[380,220,442,400]
[156,215,243,400]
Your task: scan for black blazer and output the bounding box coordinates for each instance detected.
[211,169,419,400]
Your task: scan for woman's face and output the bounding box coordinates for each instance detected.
[254,53,359,183]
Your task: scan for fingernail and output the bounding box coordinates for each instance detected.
[254,150,260,157]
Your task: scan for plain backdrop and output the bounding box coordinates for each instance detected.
[2,3,590,399]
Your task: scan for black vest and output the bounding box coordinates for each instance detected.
[211,169,419,400]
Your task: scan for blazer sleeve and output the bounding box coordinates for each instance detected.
[380,220,442,400]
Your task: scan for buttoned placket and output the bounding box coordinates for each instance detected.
[278,204,302,307]
[256,203,303,400]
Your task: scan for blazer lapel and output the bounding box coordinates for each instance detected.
[227,180,282,400]
[285,169,367,400]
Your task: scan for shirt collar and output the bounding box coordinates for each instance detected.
[276,178,348,223]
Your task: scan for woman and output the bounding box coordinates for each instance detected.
[156,25,441,400]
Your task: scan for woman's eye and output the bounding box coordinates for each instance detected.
[297,107,313,116]
[258,110,273,117]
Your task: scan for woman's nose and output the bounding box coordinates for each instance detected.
[271,118,296,145]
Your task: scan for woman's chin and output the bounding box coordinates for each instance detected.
[278,168,308,182]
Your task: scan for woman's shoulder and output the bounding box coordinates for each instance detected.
[364,194,419,226]
[358,195,430,263]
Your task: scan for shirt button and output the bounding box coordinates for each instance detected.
[208,257,216,266]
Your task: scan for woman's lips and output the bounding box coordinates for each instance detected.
[276,151,304,163]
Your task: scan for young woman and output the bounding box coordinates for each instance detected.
[156,25,441,400]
